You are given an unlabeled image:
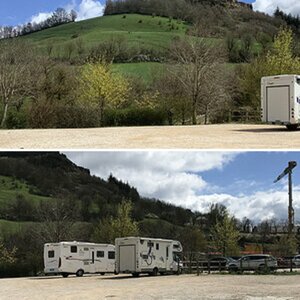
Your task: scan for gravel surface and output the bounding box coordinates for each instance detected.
[0,124,299,149]
[0,274,300,300]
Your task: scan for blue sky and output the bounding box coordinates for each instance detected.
[66,151,300,223]
[0,0,255,26]
[0,0,106,25]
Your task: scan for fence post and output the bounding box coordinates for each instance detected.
[208,258,211,274]
[290,258,293,273]
[219,261,222,273]
[197,259,199,276]
[177,256,180,275]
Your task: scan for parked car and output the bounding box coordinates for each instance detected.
[207,257,233,270]
[227,254,277,272]
[292,255,300,267]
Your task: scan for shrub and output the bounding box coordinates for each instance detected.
[104,107,167,126]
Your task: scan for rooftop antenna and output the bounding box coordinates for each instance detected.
[273,161,297,235]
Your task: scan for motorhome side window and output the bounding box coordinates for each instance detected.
[97,251,104,258]
[147,242,154,247]
[48,250,55,258]
[108,251,115,259]
[166,246,169,258]
[70,246,77,253]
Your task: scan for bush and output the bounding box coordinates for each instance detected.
[5,109,28,129]
[104,107,167,126]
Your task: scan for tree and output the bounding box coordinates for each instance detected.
[79,62,130,126]
[0,242,17,265]
[0,40,33,127]
[241,27,300,114]
[34,197,79,243]
[210,213,240,256]
[273,234,297,257]
[93,200,139,243]
[170,37,228,124]
[179,226,206,261]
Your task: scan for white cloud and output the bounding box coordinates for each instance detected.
[76,0,105,21]
[65,151,300,223]
[253,0,300,16]
[65,151,234,207]
[29,0,104,25]
[30,12,53,24]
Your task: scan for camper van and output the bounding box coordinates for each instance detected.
[115,237,183,277]
[261,75,300,130]
[44,241,115,277]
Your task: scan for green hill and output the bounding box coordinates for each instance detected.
[23,14,188,56]
[0,152,194,235]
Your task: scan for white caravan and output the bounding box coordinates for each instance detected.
[261,75,300,130]
[44,241,115,277]
[115,237,183,277]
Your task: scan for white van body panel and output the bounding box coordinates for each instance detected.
[115,237,182,274]
[261,75,300,125]
[44,242,115,276]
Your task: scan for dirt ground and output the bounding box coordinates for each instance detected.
[0,274,299,300]
[0,124,299,149]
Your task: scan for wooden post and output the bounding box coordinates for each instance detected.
[197,259,200,276]
[208,258,211,274]
[290,258,293,273]
[219,261,221,272]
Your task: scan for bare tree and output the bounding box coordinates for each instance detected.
[0,40,33,127]
[35,197,79,243]
[170,37,227,124]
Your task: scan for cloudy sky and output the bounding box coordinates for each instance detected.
[0,0,298,26]
[65,151,300,224]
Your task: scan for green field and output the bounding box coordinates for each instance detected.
[112,62,164,82]
[24,14,188,54]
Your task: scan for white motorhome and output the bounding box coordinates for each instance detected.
[115,237,183,277]
[44,241,115,277]
[261,75,300,130]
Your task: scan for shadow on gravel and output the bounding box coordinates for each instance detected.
[233,127,293,133]
[100,275,150,281]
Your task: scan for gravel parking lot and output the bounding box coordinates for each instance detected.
[0,124,299,149]
[0,274,299,300]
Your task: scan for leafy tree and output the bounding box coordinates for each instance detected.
[79,62,130,126]
[179,226,206,260]
[273,234,297,257]
[210,213,240,256]
[92,200,139,243]
[241,27,300,114]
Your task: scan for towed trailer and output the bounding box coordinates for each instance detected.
[44,241,115,277]
[115,237,183,277]
[261,75,300,130]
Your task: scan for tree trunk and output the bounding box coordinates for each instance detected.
[1,102,8,128]
[99,99,105,127]
[192,100,197,125]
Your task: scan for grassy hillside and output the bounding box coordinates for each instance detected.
[23,14,188,54]
[0,176,52,207]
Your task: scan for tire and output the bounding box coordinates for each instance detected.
[132,272,140,277]
[62,273,69,278]
[258,264,268,273]
[228,266,238,273]
[76,269,84,277]
[100,272,105,276]
[152,268,158,276]
[286,124,298,131]
[159,272,165,276]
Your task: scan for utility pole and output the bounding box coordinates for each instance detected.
[274,161,297,235]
